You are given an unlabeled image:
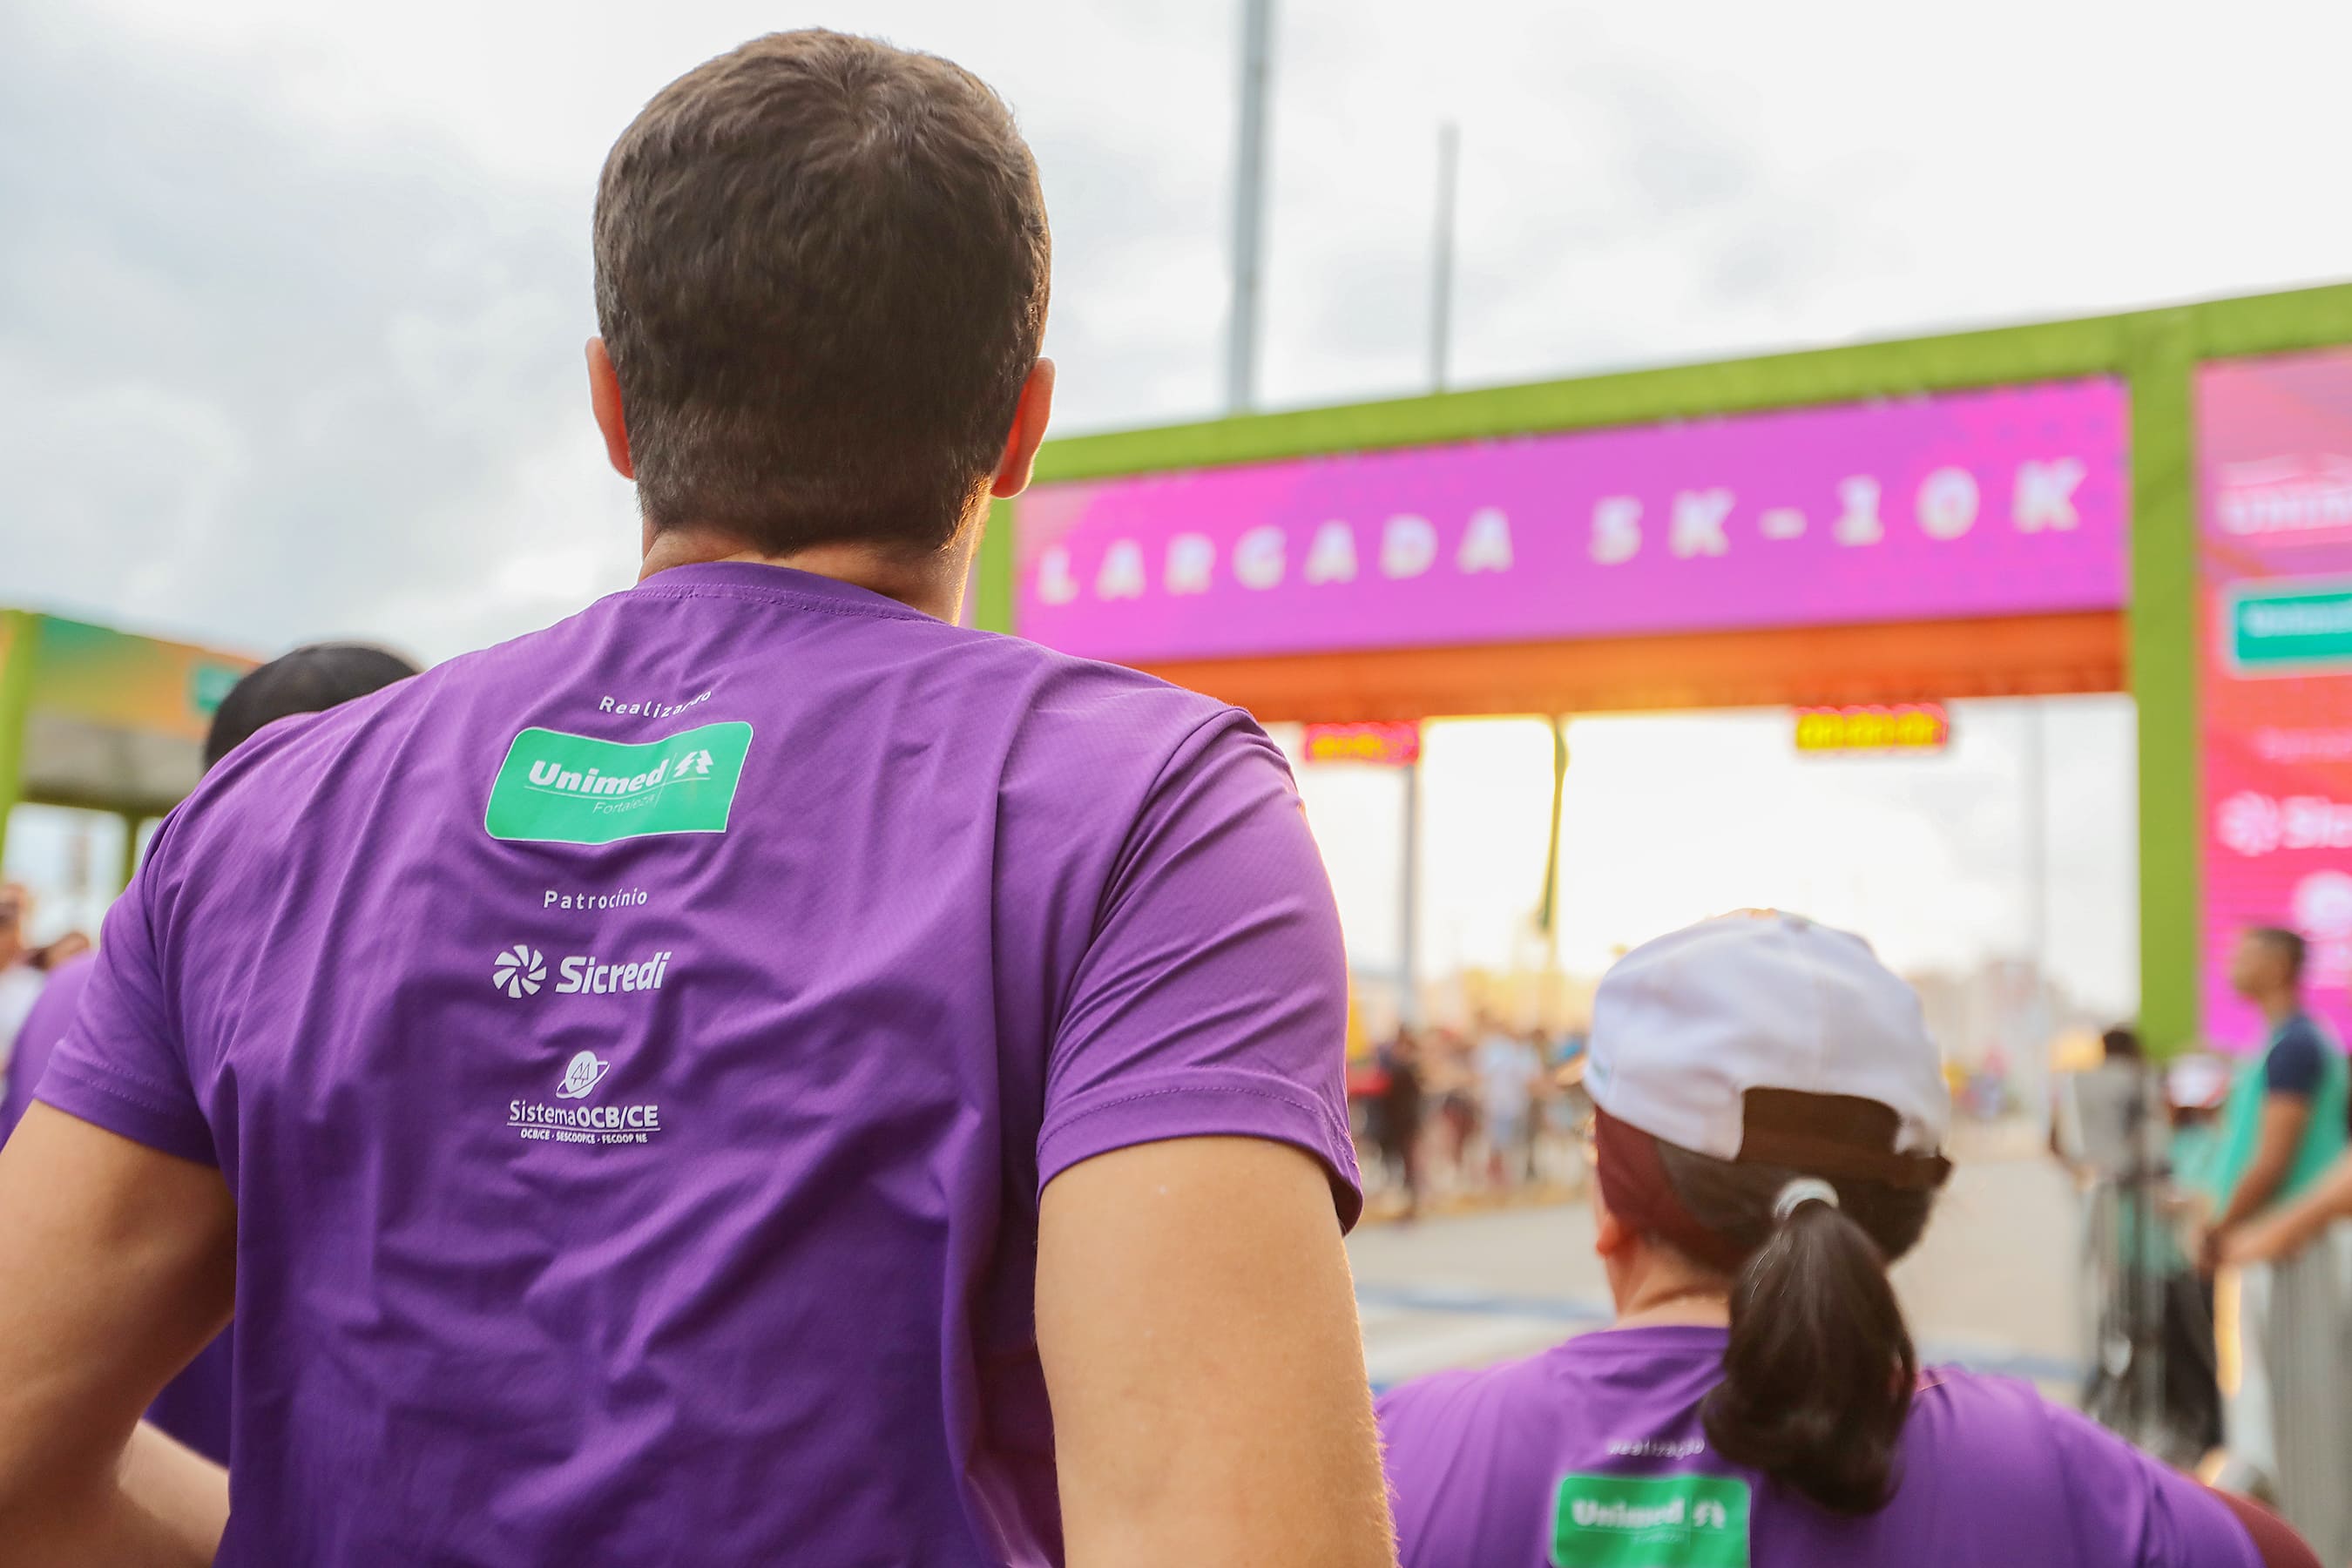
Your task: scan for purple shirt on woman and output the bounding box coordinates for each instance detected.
[37,564,1360,1565]
[1378,1324,2258,1568]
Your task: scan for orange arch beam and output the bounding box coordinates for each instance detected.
[1135,611,2125,723]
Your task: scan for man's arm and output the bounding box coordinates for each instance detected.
[2213,1094,2314,1237]
[1037,1136,1396,1568]
[2226,1146,2352,1267]
[0,1104,235,1566]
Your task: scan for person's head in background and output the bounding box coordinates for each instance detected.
[2228,925,2307,1020]
[0,884,29,969]
[587,30,1053,621]
[204,644,422,773]
[31,933,91,972]
[1586,909,1951,1515]
[2101,1025,2144,1064]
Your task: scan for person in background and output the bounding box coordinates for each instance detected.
[2196,928,2347,1267]
[0,641,421,1469]
[35,933,92,971]
[1474,1015,1540,1193]
[1431,1027,1479,1186]
[0,31,1391,1567]
[2182,927,2352,1551]
[0,884,41,1072]
[1379,911,2316,1568]
[1376,1028,1427,1220]
[1,639,423,1152]
[2054,1025,2159,1182]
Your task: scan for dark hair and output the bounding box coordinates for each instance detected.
[2101,1025,2144,1063]
[2249,926,2308,984]
[1655,1141,1938,1515]
[205,643,421,770]
[593,30,1051,558]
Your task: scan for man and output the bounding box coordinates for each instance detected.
[2197,928,2346,1267]
[1375,1028,1426,1219]
[2055,1026,2219,1463]
[0,641,421,1469]
[2192,926,2349,1557]
[0,32,1391,1568]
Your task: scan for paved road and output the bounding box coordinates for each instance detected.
[1348,1152,2087,1395]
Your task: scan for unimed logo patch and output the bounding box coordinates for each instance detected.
[1551,1472,1749,1567]
[484,721,753,845]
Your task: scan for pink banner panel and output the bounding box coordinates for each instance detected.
[2199,349,2352,1051]
[1017,378,2128,665]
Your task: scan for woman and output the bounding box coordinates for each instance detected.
[1379,910,2315,1568]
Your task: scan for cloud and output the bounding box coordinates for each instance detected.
[0,3,620,662]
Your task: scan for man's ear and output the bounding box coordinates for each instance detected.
[988,358,1057,500]
[587,337,633,480]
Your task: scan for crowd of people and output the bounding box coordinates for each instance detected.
[0,26,2333,1567]
[2052,924,2352,1559]
[1357,1019,1586,1218]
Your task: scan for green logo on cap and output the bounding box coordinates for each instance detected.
[485,722,752,846]
[1551,1473,1749,1567]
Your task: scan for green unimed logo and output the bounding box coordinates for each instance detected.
[484,722,753,846]
[1551,1473,1750,1568]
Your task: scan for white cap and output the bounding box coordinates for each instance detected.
[1585,910,1950,1165]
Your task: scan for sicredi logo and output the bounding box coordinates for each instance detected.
[484,721,753,846]
[493,947,673,997]
[493,945,546,998]
[2218,791,2352,857]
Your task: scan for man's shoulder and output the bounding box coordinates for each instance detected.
[144,619,568,857]
[2262,1013,2338,1097]
[2278,1013,2339,1053]
[962,631,1281,800]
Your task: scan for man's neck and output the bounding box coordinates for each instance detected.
[2261,990,2303,1030]
[637,526,977,624]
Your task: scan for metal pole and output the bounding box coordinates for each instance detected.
[1400,758,1422,1027]
[1224,0,1274,414]
[1538,716,1568,967]
[2024,700,2048,984]
[1429,121,1459,393]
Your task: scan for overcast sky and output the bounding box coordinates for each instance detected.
[13,0,2352,657]
[8,0,2337,1022]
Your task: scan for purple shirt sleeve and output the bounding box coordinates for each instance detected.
[2041,1401,2263,1566]
[1035,714,1362,1227]
[34,855,218,1166]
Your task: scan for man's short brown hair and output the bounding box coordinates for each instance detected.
[594,31,1050,557]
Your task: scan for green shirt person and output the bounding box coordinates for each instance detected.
[2196,928,2348,1271]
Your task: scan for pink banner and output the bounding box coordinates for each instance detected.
[2199,350,2352,1051]
[1017,379,2127,664]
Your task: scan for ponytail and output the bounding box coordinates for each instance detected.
[1700,1188,1916,1514]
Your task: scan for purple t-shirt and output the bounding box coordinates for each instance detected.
[4,956,237,1466]
[0,956,87,1140]
[1377,1325,2259,1568]
[38,563,1360,1565]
